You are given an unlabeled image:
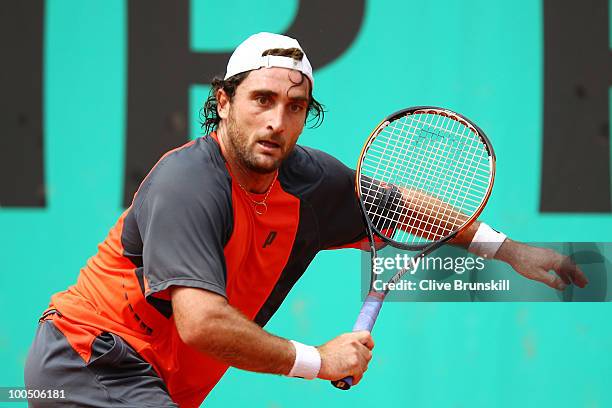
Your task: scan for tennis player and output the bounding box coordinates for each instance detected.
[24,32,588,407]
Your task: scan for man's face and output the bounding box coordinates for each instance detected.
[218,67,310,174]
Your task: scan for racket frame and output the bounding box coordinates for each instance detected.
[355,106,496,253]
[332,106,496,391]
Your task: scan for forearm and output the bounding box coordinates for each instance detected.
[189,303,294,375]
[397,188,470,239]
[172,287,295,375]
[491,237,524,263]
[402,193,589,290]
[398,187,506,257]
[172,289,376,384]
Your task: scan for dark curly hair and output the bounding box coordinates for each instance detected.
[199,48,325,135]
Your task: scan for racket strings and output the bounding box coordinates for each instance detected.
[392,114,473,239]
[363,116,458,237]
[367,114,416,236]
[385,126,485,242]
[371,123,487,242]
[402,116,487,231]
[394,116,459,220]
[364,118,482,201]
[360,111,492,246]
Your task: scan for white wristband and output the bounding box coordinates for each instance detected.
[288,340,321,380]
[468,223,507,259]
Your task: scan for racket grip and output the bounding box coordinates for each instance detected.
[352,294,384,332]
[331,294,384,390]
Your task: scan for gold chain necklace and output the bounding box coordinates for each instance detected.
[236,171,278,216]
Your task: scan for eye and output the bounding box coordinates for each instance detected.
[289,103,305,113]
[255,95,270,105]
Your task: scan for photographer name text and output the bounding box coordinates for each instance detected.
[373,278,510,292]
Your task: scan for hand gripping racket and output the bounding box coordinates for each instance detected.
[331,106,496,390]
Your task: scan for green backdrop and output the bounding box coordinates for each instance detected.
[2,1,612,407]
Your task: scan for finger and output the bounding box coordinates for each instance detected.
[554,267,572,285]
[355,331,375,350]
[357,348,369,370]
[352,362,368,386]
[356,346,373,364]
[365,349,373,363]
[534,270,567,290]
[561,258,589,288]
[571,265,589,288]
[551,255,575,285]
[355,338,373,360]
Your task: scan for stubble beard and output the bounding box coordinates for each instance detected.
[225,108,284,174]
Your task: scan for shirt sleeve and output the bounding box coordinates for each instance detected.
[134,159,233,299]
[304,148,369,249]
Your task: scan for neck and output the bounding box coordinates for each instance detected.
[216,125,277,193]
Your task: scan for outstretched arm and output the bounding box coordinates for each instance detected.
[493,239,588,290]
[451,223,588,290]
[395,188,588,290]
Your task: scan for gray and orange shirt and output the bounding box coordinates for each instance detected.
[47,133,367,407]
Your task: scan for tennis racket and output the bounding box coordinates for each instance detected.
[331,106,496,390]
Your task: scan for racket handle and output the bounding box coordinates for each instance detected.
[331,294,384,390]
[331,376,354,390]
[352,294,384,332]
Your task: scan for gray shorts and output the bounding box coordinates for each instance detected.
[24,319,178,407]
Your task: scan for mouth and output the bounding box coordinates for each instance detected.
[256,140,282,153]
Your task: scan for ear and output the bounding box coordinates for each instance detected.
[216,88,230,120]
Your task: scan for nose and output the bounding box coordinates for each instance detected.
[266,104,286,135]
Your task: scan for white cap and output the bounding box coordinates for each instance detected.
[224,32,314,87]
